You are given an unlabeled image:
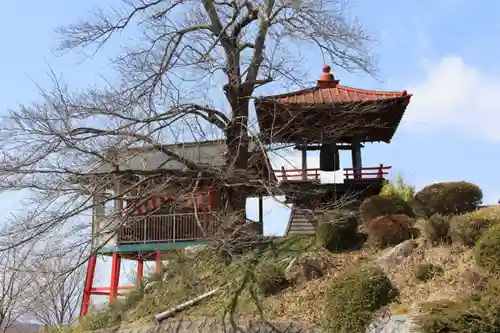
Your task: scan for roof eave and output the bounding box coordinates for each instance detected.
[255,94,412,108]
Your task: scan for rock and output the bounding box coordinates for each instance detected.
[285,256,324,285]
[375,239,418,274]
[366,314,416,333]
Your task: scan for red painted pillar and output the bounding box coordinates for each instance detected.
[155,251,161,275]
[79,254,97,317]
[109,253,121,304]
[137,258,144,283]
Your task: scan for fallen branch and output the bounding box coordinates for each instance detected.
[155,284,229,322]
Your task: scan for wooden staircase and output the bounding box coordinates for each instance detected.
[285,207,317,236]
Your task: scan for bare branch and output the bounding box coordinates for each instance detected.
[0,0,382,325]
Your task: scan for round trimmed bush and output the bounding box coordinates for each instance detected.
[424,214,452,245]
[474,224,500,274]
[414,263,444,282]
[414,181,483,218]
[450,213,492,247]
[365,214,418,249]
[324,265,398,333]
[254,261,287,296]
[316,210,360,252]
[359,195,414,224]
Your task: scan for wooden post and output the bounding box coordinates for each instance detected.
[301,148,307,180]
[208,188,215,211]
[351,139,362,179]
[281,166,288,180]
[110,180,123,246]
[92,193,105,250]
[207,188,216,232]
[258,195,264,235]
[377,164,384,179]
[79,254,97,317]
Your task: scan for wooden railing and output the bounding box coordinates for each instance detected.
[273,164,391,182]
[274,166,321,181]
[117,213,213,244]
[344,164,391,180]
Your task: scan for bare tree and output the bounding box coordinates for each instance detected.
[0,0,376,259]
[0,247,34,333]
[25,254,85,327]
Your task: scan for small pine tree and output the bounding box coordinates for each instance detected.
[380,173,415,204]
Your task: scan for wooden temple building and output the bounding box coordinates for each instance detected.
[78,65,412,317]
[78,140,274,317]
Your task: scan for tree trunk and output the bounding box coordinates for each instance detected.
[223,98,253,239]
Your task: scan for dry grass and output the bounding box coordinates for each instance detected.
[90,241,483,327]
[185,248,376,325]
[388,240,480,314]
[77,210,500,331]
[87,238,380,327]
[260,249,374,324]
[185,244,376,324]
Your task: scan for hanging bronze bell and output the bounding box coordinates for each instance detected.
[319,142,340,171]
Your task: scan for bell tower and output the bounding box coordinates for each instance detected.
[254,64,412,235]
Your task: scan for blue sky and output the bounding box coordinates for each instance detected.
[2,0,500,302]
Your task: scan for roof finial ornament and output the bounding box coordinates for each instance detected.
[317,64,339,88]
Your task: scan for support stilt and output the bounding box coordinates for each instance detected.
[79,252,167,319]
[155,251,162,275]
[137,258,144,283]
[109,253,121,304]
[79,254,97,317]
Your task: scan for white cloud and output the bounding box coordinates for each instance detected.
[403,56,500,141]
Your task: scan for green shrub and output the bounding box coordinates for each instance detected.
[365,214,418,249]
[424,214,452,245]
[474,224,500,274]
[450,213,493,247]
[254,261,288,296]
[316,210,360,252]
[324,265,398,333]
[414,263,444,282]
[414,181,483,218]
[359,195,415,223]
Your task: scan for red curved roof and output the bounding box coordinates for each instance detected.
[254,65,413,144]
[257,65,412,104]
[259,85,411,104]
